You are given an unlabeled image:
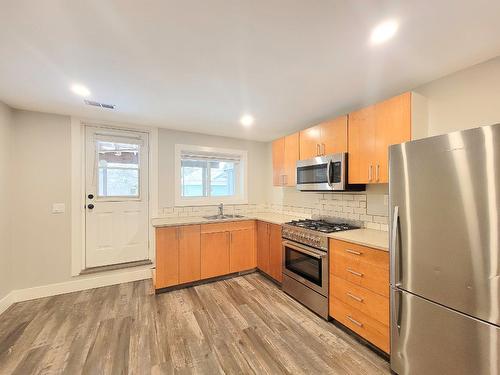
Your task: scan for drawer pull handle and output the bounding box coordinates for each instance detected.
[347,268,364,277]
[347,292,363,302]
[345,249,362,255]
[347,315,363,327]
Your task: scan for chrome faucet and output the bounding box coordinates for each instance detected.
[218,203,224,216]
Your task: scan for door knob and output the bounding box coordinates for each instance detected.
[87,204,95,210]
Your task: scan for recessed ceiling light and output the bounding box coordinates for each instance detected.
[240,114,254,127]
[370,19,399,45]
[71,84,91,97]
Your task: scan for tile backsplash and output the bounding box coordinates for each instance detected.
[158,188,389,231]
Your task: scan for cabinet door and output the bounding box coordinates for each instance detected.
[179,225,201,284]
[256,221,270,274]
[375,92,411,183]
[155,227,179,288]
[272,138,285,186]
[320,116,348,155]
[268,224,283,282]
[348,105,376,184]
[299,124,322,160]
[284,133,299,187]
[229,228,256,273]
[201,231,230,279]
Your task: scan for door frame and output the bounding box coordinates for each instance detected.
[70,117,158,276]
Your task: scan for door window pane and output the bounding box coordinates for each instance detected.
[97,141,140,197]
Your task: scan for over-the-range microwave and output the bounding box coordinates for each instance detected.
[296,153,365,192]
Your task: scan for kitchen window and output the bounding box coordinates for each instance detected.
[175,144,248,206]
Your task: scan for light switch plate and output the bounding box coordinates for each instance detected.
[52,203,65,214]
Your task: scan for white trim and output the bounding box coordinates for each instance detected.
[174,144,248,206]
[0,291,15,316]
[0,267,153,316]
[71,118,159,275]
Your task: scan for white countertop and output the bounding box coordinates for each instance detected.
[328,229,389,252]
[151,212,308,228]
[152,213,389,251]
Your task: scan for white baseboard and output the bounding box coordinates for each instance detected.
[0,291,15,316]
[0,267,153,316]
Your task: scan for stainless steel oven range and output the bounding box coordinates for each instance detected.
[282,218,359,319]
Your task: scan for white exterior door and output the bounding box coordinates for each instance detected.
[85,126,149,268]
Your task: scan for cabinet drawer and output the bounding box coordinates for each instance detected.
[330,239,389,269]
[330,252,389,297]
[330,276,389,326]
[330,297,389,353]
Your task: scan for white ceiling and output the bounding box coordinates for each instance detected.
[1,1,500,141]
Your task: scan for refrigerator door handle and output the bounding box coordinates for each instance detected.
[391,205,402,286]
[392,288,403,335]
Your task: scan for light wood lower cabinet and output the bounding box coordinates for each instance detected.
[257,221,270,272]
[156,227,179,289]
[156,225,202,289]
[201,231,230,279]
[156,221,257,289]
[256,221,282,282]
[268,224,283,282]
[230,226,256,273]
[329,238,390,353]
[179,225,201,284]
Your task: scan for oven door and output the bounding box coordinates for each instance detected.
[282,240,328,296]
[296,153,345,191]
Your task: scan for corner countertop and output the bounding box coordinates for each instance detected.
[328,229,389,252]
[151,212,308,228]
[152,214,389,251]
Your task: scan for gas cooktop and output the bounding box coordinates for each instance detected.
[285,219,359,233]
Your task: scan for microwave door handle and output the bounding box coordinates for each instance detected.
[326,160,333,188]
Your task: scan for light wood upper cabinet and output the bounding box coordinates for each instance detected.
[299,124,322,160]
[178,225,201,284]
[300,116,348,160]
[321,116,348,155]
[272,132,300,187]
[283,133,299,186]
[201,231,230,279]
[229,226,256,273]
[348,92,411,184]
[348,105,376,184]
[156,227,179,288]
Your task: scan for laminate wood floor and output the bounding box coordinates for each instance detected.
[0,273,390,374]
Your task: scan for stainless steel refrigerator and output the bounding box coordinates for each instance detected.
[389,123,500,375]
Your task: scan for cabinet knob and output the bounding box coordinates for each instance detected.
[87,203,94,210]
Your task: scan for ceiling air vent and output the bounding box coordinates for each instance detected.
[84,99,116,110]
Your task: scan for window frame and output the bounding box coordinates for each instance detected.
[174,144,248,206]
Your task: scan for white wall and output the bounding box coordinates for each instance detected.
[0,102,12,300]
[158,128,269,209]
[414,56,500,136]
[10,110,73,290]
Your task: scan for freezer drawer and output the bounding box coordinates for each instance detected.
[391,288,499,375]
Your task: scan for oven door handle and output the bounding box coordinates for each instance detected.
[282,240,326,259]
